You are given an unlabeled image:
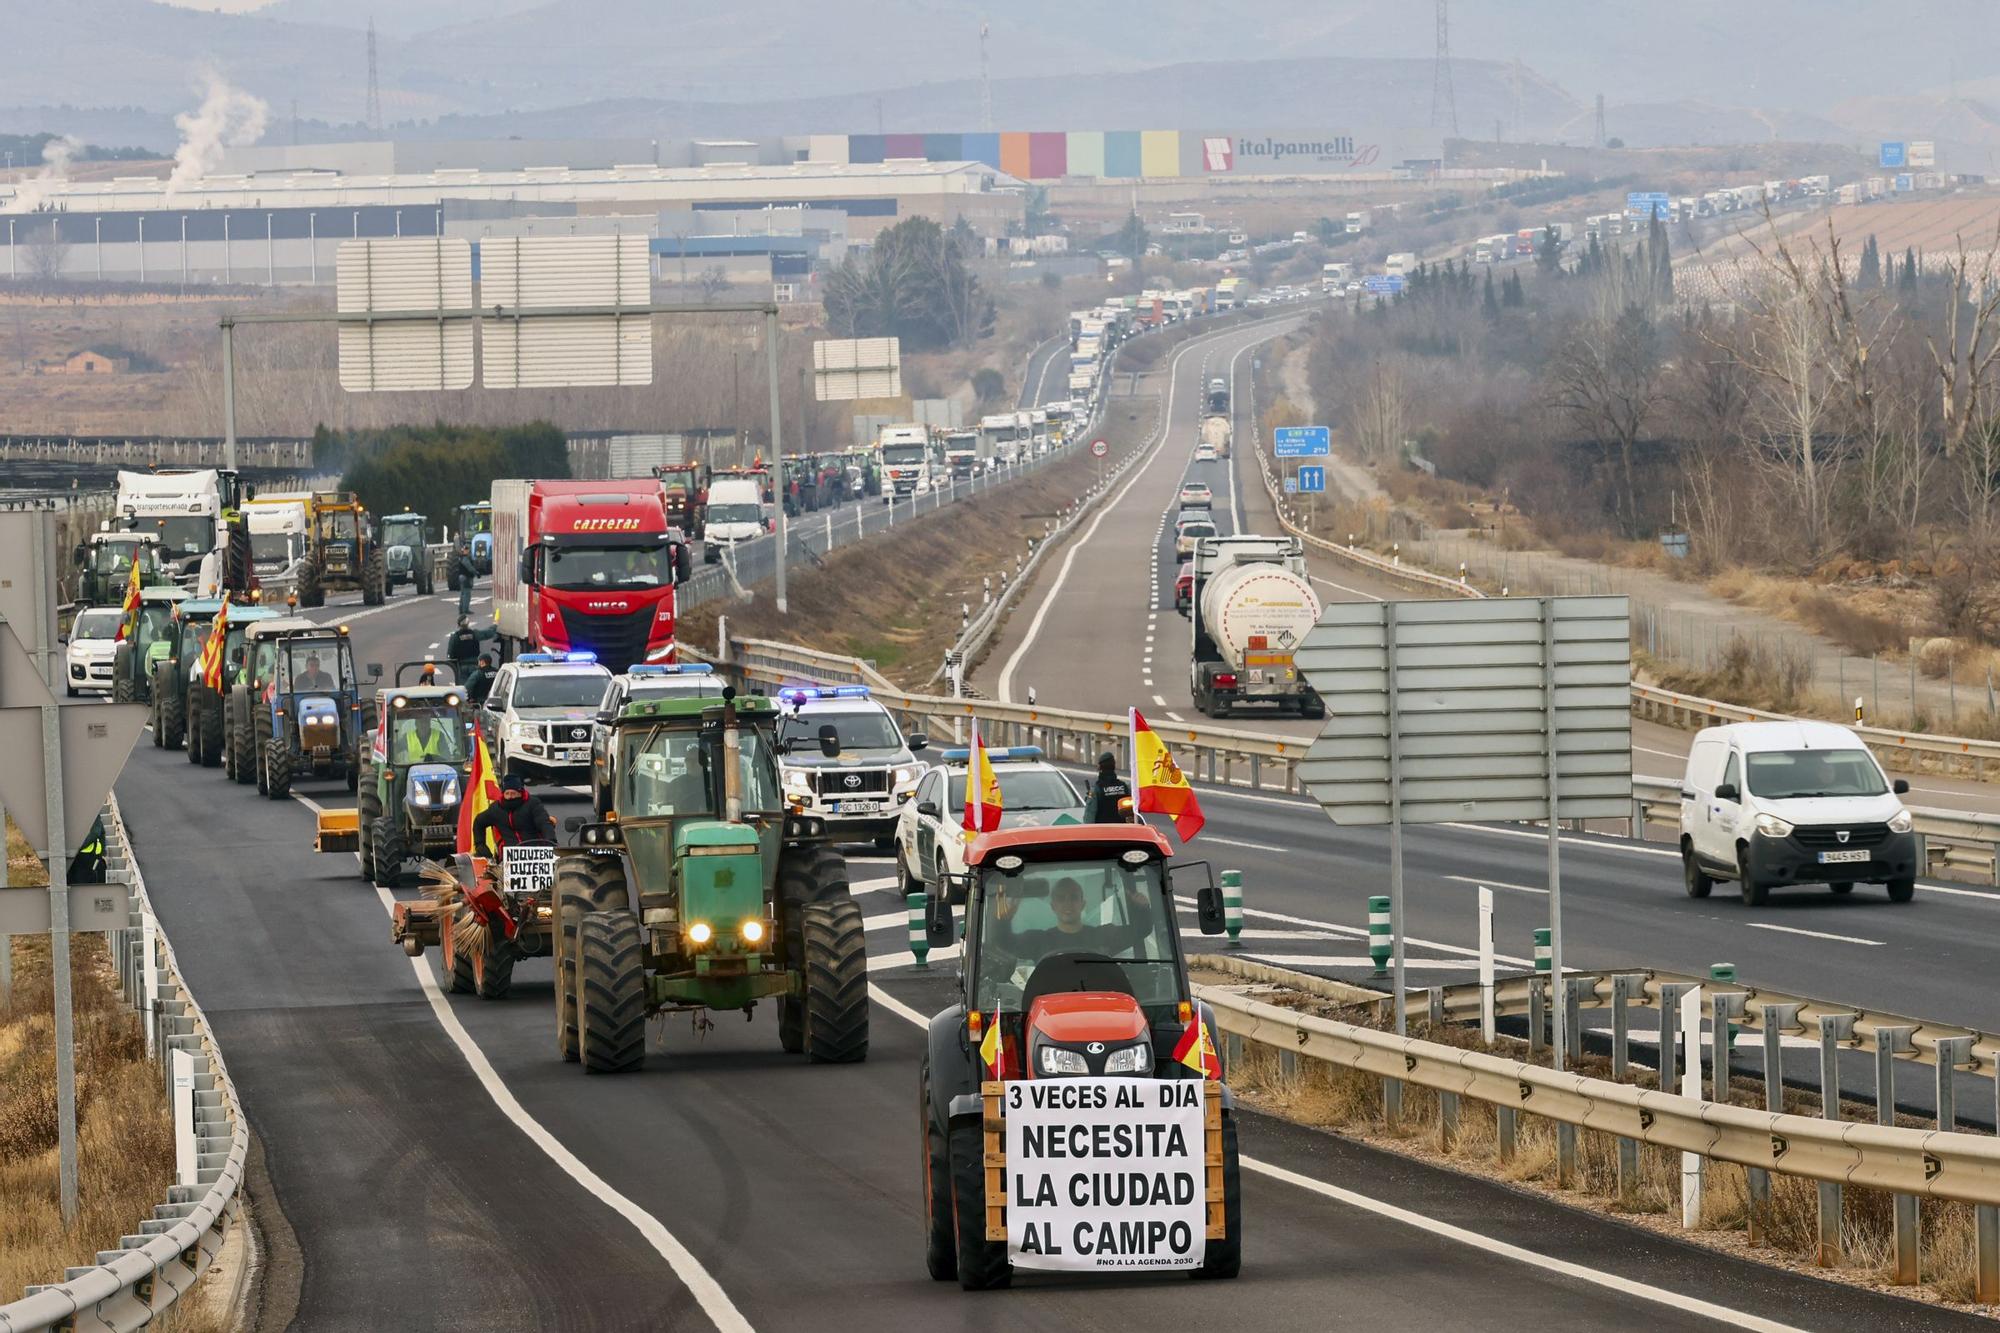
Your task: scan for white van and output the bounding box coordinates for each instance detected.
[703,477,767,564]
[1678,720,1918,904]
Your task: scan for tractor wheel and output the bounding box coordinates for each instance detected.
[296,561,323,609]
[577,911,646,1074]
[155,667,186,750]
[112,664,134,705]
[474,933,514,1001]
[265,736,293,800]
[949,1120,1010,1290]
[923,1074,956,1281]
[443,907,476,995]
[229,696,256,784]
[363,552,387,606]
[372,816,404,888]
[253,717,271,795]
[778,846,850,1055]
[194,686,224,766]
[554,857,629,1064]
[1195,1114,1243,1280]
[801,897,868,1064]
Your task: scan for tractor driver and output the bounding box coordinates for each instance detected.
[393,712,459,765]
[472,773,557,858]
[993,875,1157,964]
[297,652,336,691]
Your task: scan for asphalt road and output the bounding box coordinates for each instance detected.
[99,506,1978,1325]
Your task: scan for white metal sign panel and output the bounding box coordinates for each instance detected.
[813,337,902,401]
[0,883,132,935]
[1003,1078,1206,1272]
[482,235,652,388]
[1297,596,1631,826]
[335,237,475,392]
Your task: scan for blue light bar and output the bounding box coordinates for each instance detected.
[938,746,1044,763]
[776,684,871,703]
[629,663,713,677]
[519,651,599,665]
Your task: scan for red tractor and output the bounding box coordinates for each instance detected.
[916,825,1241,1289]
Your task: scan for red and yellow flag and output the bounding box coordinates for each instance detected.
[115,551,143,641]
[455,719,501,856]
[1171,1011,1222,1079]
[978,1015,1003,1080]
[960,720,1002,842]
[198,593,231,690]
[1130,708,1205,842]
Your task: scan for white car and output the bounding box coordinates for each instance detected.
[1679,720,1919,905]
[775,686,927,846]
[895,746,1086,901]
[480,652,614,784]
[65,606,124,696]
[1176,517,1218,557]
[1194,443,1218,462]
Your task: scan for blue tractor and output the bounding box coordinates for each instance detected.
[224,619,366,798]
[447,501,494,589]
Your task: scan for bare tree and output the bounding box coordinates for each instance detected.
[1743,278,1842,562]
[1666,319,1753,567]
[23,220,70,283]
[1546,305,1661,534]
[1348,358,1407,464]
[696,265,731,304]
[1919,228,2000,552]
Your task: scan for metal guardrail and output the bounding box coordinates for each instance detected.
[0,796,247,1333]
[1633,682,2000,779]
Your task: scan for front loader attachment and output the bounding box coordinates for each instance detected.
[314,808,361,853]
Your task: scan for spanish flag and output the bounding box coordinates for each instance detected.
[1171,1012,1222,1079]
[978,1014,1003,1080]
[455,719,501,856]
[1130,708,1205,842]
[115,551,143,642]
[198,593,231,690]
[960,720,1002,843]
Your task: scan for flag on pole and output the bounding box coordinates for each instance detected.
[198,593,232,690]
[960,720,1003,842]
[1130,708,1205,841]
[455,719,501,856]
[115,551,143,641]
[979,1013,1004,1080]
[1171,1011,1221,1079]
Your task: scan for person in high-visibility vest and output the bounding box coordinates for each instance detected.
[68,816,107,886]
[394,716,457,765]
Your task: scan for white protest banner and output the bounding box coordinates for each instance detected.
[502,844,556,896]
[1003,1077,1205,1271]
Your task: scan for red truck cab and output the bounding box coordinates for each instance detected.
[491,479,691,672]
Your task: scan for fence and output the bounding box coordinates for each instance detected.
[0,796,247,1332]
[1197,955,2000,1294]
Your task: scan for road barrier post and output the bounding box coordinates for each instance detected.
[1711,991,1746,1099]
[1221,869,1243,945]
[1754,1002,1802,1244]
[1679,985,1705,1228]
[1611,974,1646,1206]
[1877,1025,1919,1283]
[1477,888,1495,1045]
[1816,1012,1857,1265]
[906,893,929,969]
[1529,928,1552,1055]
[1367,896,1391,977]
[1709,963,1739,1051]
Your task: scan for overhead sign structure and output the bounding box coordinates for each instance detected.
[1296,595,1632,1062]
[482,234,653,389]
[1362,275,1405,296]
[336,237,475,392]
[1626,191,1670,220]
[1272,426,1330,458]
[814,337,903,402]
[1909,141,1936,168]
[1298,465,1326,493]
[1880,141,1907,169]
[1002,1078,1207,1272]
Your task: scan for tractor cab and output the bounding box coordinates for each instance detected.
[456,501,494,576]
[379,512,433,593]
[344,673,472,882]
[75,533,165,607]
[108,586,188,705]
[227,620,364,797]
[298,492,386,607]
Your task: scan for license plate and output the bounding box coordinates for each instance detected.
[559,748,587,763]
[1817,849,1869,864]
[834,800,882,814]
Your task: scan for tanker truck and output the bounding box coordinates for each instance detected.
[1188,534,1324,719]
[1199,412,1232,460]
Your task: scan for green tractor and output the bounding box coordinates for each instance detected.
[357,665,473,887]
[108,586,188,706]
[150,600,282,761]
[554,687,868,1073]
[379,512,437,595]
[73,532,169,608]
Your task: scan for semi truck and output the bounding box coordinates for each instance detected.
[243,496,310,583]
[877,424,933,498]
[1346,210,1372,234]
[491,479,692,672]
[943,431,981,478]
[1385,252,1418,277]
[114,469,224,588]
[1188,535,1324,719]
[977,414,1027,467]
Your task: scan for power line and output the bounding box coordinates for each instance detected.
[1430,0,1458,138]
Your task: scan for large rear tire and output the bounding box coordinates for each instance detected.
[923,1074,956,1281]
[577,911,646,1073]
[554,857,629,1064]
[802,897,868,1064]
[372,816,405,888]
[154,670,186,749]
[265,736,293,800]
[362,551,387,607]
[356,759,383,881]
[949,1120,1010,1290]
[778,846,849,1055]
[229,695,256,784]
[296,560,323,609]
[112,663,135,706]
[1195,1114,1243,1280]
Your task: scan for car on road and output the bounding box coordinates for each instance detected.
[1175,516,1218,557]
[775,686,927,848]
[1679,720,1919,905]
[64,606,123,696]
[1194,442,1218,462]
[590,663,726,812]
[1179,482,1213,509]
[1174,561,1194,614]
[894,745,1085,901]
[482,652,614,784]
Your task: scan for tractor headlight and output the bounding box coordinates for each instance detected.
[1103,1041,1153,1075]
[1754,813,1794,839]
[688,922,713,946]
[1038,1045,1089,1077]
[740,919,765,945]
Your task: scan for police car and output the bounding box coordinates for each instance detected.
[590,663,726,812]
[479,651,614,783]
[894,746,1086,901]
[775,685,927,846]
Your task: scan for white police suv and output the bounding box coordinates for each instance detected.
[774,685,927,847]
[480,651,613,784]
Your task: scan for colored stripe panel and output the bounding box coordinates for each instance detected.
[1103,130,1142,178]
[847,134,885,164]
[1141,130,1180,178]
[961,133,1001,168]
[1066,131,1105,179]
[883,133,925,160]
[1027,132,1066,179]
[998,132,1032,179]
[923,132,963,162]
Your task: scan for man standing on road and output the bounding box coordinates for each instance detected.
[471,773,558,858]
[1085,751,1132,823]
[464,652,497,707]
[446,616,482,681]
[454,542,478,617]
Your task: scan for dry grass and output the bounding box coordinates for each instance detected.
[1709,569,1912,659]
[1223,1006,1996,1313]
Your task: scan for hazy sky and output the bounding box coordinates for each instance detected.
[151,0,271,10]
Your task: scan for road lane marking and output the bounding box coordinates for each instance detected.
[1166,712,1185,722]
[1442,875,1548,896]
[1152,694,1167,705]
[1745,922,1885,946]
[1242,1159,1806,1333]
[1309,575,1383,602]
[1200,835,1286,852]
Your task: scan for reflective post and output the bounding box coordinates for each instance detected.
[1816,1012,1857,1265]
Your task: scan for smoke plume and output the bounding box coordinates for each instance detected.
[166,76,269,196]
[10,135,83,211]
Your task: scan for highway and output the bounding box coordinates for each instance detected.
[113,576,1975,1330]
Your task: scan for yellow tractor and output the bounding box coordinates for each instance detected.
[296,492,387,608]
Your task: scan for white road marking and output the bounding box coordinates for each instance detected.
[1152,693,1168,705]
[1165,712,1185,722]
[1310,575,1384,602]
[1242,1160,1806,1333]
[1199,835,1286,852]
[1744,922,1885,946]
[1442,874,1548,896]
